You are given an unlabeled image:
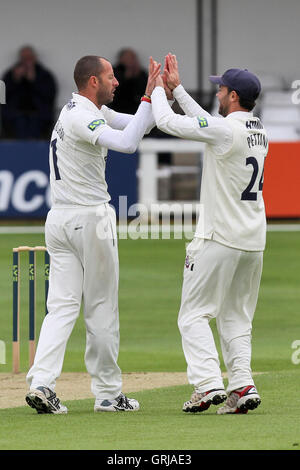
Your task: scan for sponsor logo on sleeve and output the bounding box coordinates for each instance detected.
[197,116,208,128]
[88,119,106,131]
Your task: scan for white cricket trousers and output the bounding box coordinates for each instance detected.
[26,203,122,400]
[178,238,263,394]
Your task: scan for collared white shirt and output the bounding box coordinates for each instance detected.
[49,93,116,207]
[49,93,153,207]
[152,85,269,251]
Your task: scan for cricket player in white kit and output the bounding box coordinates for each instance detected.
[151,54,268,414]
[25,55,161,414]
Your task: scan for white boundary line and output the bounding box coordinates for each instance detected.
[0,224,299,234]
[0,226,45,234]
[266,224,300,231]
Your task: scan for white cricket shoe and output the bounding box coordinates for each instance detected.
[217,385,261,414]
[25,386,68,414]
[183,388,227,413]
[94,393,140,412]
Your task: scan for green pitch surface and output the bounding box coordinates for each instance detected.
[0,371,300,450]
[0,230,300,450]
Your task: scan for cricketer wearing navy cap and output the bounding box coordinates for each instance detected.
[151,54,268,416]
[204,68,262,118]
[210,68,261,107]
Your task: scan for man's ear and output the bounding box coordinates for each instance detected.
[230,90,239,103]
[89,75,99,88]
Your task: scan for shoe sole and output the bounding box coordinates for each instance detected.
[26,391,52,414]
[25,391,67,415]
[94,406,140,412]
[183,393,227,413]
[218,396,261,415]
[238,397,261,412]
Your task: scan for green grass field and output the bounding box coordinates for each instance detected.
[0,229,300,450]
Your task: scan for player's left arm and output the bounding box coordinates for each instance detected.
[102,103,172,135]
[173,84,211,119]
[97,101,153,153]
[101,106,132,130]
[101,56,169,135]
[101,106,155,135]
[95,59,162,153]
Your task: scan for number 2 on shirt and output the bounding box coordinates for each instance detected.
[51,138,61,181]
[241,156,264,201]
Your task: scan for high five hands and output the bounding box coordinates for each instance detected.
[145,57,161,96]
[163,53,181,91]
[147,53,181,100]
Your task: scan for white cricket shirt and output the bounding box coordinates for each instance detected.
[152,85,269,251]
[49,93,153,207]
[49,93,116,206]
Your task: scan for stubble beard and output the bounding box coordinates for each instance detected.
[219,103,229,118]
[96,88,114,107]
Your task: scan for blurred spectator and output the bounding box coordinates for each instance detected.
[111,48,172,166]
[111,48,148,114]
[1,46,57,139]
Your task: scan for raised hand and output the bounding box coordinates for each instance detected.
[163,53,181,91]
[155,74,164,88]
[162,56,174,100]
[145,57,161,96]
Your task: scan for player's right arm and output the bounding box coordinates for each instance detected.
[173,85,211,119]
[152,84,232,149]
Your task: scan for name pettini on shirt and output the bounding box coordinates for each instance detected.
[247,132,268,149]
[245,119,268,149]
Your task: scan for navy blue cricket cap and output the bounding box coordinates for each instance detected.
[209,68,261,101]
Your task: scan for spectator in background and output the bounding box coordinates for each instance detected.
[111,48,148,114]
[1,46,57,139]
[111,48,172,166]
